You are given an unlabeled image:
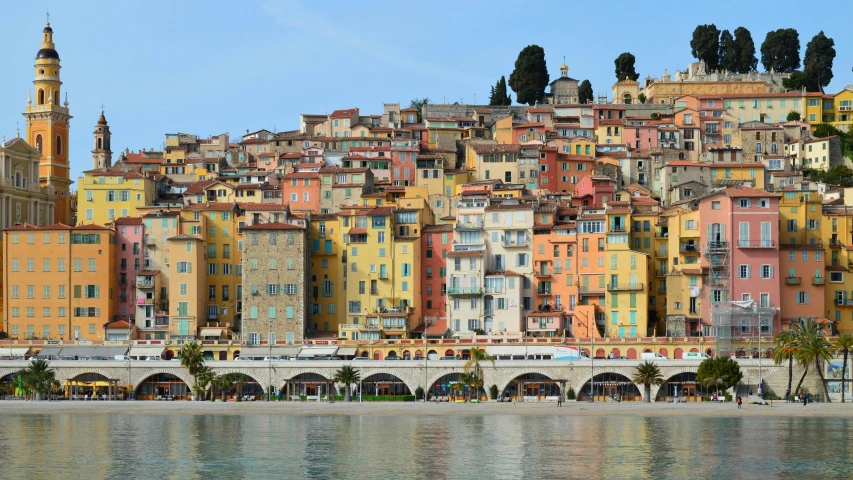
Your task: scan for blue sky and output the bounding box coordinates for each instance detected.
[0,1,850,186]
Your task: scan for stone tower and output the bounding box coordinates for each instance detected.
[92,111,112,169]
[23,21,72,224]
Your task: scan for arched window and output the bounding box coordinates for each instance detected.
[14,172,21,188]
[35,134,43,153]
[622,93,632,104]
[56,136,62,155]
[97,138,102,150]
[54,90,60,106]
[38,89,45,105]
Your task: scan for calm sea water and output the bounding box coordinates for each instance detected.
[0,414,851,479]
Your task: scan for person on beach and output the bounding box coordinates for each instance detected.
[803,392,808,406]
[736,396,742,409]
[785,389,790,402]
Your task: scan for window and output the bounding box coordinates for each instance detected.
[796,292,809,305]
[830,272,843,282]
[738,199,751,208]
[761,265,774,279]
[739,265,750,278]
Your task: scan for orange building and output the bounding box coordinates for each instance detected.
[3,224,116,341]
[779,244,827,330]
[23,22,72,224]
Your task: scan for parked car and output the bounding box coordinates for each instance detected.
[144,356,162,361]
[90,356,108,361]
[682,352,711,360]
[439,356,457,361]
[640,352,668,360]
[57,355,77,361]
[353,357,370,361]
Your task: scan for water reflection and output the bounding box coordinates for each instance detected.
[0,414,851,479]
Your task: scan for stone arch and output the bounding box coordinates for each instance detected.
[57,367,129,386]
[386,350,399,359]
[38,89,45,105]
[627,348,637,359]
[622,93,632,104]
[674,348,684,359]
[211,372,264,400]
[595,348,605,358]
[130,368,193,389]
[361,373,412,397]
[373,351,383,360]
[654,372,710,402]
[55,135,62,155]
[134,372,191,400]
[443,349,455,357]
[210,368,267,393]
[659,348,668,358]
[576,371,643,401]
[35,134,43,153]
[501,372,562,401]
[285,372,337,398]
[642,348,652,353]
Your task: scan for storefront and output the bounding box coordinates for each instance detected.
[361,373,411,398]
[283,373,336,400]
[502,373,564,401]
[656,372,710,402]
[135,373,189,400]
[65,373,124,400]
[577,373,642,402]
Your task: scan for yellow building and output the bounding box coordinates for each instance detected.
[167,234,207,340]
[182,203,243,334]
[709,162,765,189]
[23,22,72,224]
[603,206,650,338]
[663,208,703,337]
[3,224,116,341]
[596,120,624,145]
[308,214,343,335]
[832,85,853,131]
[77,167,156,226]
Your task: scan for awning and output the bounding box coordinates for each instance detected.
[241,346,301,356]
[199,328,225,337]
[298,346,338,357]
[59,346,129,357]
[4,347,31,356]
[127,346,166,358]
[32,347,63,358]
[337,347,358,357]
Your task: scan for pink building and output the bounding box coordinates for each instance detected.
[421,224,452,321]
[572,175,615,208]
[625,118,663,150]
[699,186,781,333]
[112,217,145,321]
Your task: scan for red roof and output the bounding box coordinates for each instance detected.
[347,228,367,235]
[724,186,779,198]
[667,161,709,167]
[330,108,358,118]
[426,319,447,335]
[239,203,287,211]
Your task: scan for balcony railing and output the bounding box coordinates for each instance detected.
[610,225,626,232]
[785,277,801,285]
[136,278,155,288]
[447,287,483,296]
[679,243,700,253]
[706,242,729,251]
[578,285,604,294]
[455,221,483,230]
[837,299,853,307]
[537,288,553,295]
[502,238,529,248]
[737,240,775,248]
[812,277,826,285]
[830,239,845,248]
[607,283,644,292]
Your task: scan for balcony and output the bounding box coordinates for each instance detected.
[812,277,826,285]
[706,242,729,251]
[737,240,775,248]
[679,243,700,253]
[837,299,853,307]
[537,288,553,296]
[502,238,529,248]
[455,221,483,231]
[578,285,604,295]
[607,283,644,292]
[136,278,155,288]
[349,234,368,243]
[610,225,626,233]
[447,287,483,296]
[785,277,801,285]
[830,239,845,249]
[658,287,667,294]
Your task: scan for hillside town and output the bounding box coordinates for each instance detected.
[3,21,853,362]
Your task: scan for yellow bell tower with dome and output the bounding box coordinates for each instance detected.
[23,20,72,224]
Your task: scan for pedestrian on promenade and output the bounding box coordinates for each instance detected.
[736,396,742,409]
[803,392,808,406]
[557,395,562,407]
[785,389,790,402]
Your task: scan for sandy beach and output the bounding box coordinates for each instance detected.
[3,399,853,417]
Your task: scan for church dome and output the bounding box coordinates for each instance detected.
[37,48,60,60]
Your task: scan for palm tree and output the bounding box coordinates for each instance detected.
[631,361,665,403]
[212,374,234,401]
[17,359,55,400]
[458,371,481,402]
[792,318,822,395]
[773,329,798,398]
[463,348,494,401]
[796,321,836,402]
[333,366,361,402]
[835,334,853,403]
[179,342,206,400]
[195,365,216,401]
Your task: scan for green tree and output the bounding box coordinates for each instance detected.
[773,329,799,398]
[614,52,639,81]
[463,348,494,400]
[650,112,661,121]
[195,364,216,401]
[690,24,721,71]
[796,322,836,402]
[782,71,818,92]
[786,110,801,121]
[631,361,665,403]
[791,318,823,394]
[578,79,593,104]
[718,29,735,71]
[179,341,206,400]
[731,27,758,73]
[761,28,801,72]
[637,93,646,104]
[835,334,853,403]
[508,45,550,106]
[804,31,836,93]
[409,98,429,123]
[17,359,55,400]
[696,357,743,397]
[333,365,361,402]
[489,76,512,106]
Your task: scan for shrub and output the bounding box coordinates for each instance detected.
[724,393,733,402]
[489,385,498,400]
[566,388,576,400]
[415,387,424,400]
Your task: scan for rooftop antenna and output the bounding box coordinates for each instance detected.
[46,8,49,24]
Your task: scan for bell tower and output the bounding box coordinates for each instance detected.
[23,21,72,224]
[92,110,112,170]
